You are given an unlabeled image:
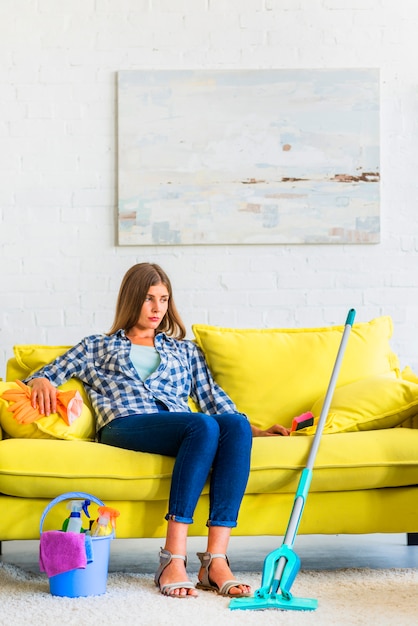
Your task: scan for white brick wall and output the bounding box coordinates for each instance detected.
[1,0,418,379]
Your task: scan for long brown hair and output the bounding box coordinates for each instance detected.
[108,263,186,339]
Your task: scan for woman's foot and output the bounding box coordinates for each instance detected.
[155,549,198,598]
[196,552,251,597]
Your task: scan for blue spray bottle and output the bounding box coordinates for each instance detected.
[62,499,91,533]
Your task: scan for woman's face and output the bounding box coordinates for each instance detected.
[136,283,169,332]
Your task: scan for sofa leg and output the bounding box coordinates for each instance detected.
[407,533,418,546]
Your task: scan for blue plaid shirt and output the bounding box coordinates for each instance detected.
[27,330,240,432]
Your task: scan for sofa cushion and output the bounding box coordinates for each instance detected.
[193,316,400,429]
[0,439,176,500]
[248,428,418,494]
[290,374,418,436]
[0,381,95,441]
[1,428,418,501]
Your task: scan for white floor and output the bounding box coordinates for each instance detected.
[2,534,418,574]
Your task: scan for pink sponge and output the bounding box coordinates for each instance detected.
[291,411,314,432]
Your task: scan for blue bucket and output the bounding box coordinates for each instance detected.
[40,491,114,598]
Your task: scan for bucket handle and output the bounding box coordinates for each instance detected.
[40,491,105,535]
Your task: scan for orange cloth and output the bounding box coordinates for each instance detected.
[1,380,83,425]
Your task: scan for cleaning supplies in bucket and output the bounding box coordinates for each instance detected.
[39,491,119,598]
[62,499,91,533]
[90,507,120,537]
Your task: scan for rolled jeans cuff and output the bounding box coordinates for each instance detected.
[165,513,194,525]
[206,519,238,528]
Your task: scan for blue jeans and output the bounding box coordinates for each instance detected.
[99,410,253,527]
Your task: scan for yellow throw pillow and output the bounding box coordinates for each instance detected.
[401,366,418,384]
[6,345,72,380]
[192,316,400,430]
[398,367,418,429]
[0,380,95,441]
[290,374,418,436]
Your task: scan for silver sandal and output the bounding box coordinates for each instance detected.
[154,548,197,598]
[196,551,252,597]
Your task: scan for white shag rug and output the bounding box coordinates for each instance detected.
[0,562,417,626]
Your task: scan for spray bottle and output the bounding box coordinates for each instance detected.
[62,499,91,533]
[90,506,120,537]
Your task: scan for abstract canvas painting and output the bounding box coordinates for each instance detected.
[117,69,379,245]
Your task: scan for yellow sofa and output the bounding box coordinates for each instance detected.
[1,316,418,545]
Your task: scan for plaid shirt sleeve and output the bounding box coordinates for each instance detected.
[24,338,93,386]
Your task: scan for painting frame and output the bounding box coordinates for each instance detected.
[117,69,380,246]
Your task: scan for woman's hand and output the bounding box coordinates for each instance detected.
[27,377,58,416]
[251,424,290,437]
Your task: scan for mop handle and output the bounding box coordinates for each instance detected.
[305,308,356,471]
[282,308,356,548]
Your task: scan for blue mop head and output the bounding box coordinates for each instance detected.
[230,593,318,611]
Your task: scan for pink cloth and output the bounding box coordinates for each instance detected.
[39,531,87,577]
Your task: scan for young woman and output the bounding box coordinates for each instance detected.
[27,263,289,599]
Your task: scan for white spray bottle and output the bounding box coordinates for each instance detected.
[62,499,91,533]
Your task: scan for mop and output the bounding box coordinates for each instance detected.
[230,308,356,612]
